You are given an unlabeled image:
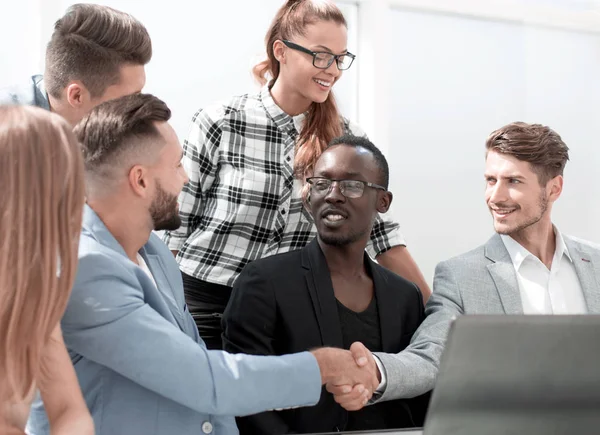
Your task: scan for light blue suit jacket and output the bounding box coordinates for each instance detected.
[27,205,321,435]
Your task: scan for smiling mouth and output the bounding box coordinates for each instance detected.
[323,214,346,223]
[314,78,332,88]
[491,207,517,218]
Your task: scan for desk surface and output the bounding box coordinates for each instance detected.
[310,430,423,435]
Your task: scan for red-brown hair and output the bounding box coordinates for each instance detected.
[253,0,347,178]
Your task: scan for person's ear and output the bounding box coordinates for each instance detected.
[128,164,151,198]
[376,191,392,214]
[303,191,311,209]
[273,40,286,64]
[547,175,563,203]
[65,81,90,109]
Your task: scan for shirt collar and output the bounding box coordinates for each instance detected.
[259,84,304,136]
[554,227,572,263]
[500,225,572,270]
[33,74,50,111]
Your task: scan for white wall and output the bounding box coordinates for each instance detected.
[1,0,598,286]
[0,0,43,85]
[388,7,600,284]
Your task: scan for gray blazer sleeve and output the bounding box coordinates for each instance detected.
[374,260,464,400]
[62,251,322,417]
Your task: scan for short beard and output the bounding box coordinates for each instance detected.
[319,228,367,247]
[495,189,548,236]
[149,181,181,231]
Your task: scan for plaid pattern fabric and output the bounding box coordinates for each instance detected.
[163,86,405,287]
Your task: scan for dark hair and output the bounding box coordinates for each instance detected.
[74,93,171,181]
[45,3,152,99]
[253,0,348,179]
[328,135,389,188]
[485,122,570,185]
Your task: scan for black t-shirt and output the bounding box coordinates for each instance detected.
[336,297,391,431]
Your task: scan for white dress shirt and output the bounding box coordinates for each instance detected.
[500,228,587,314]
[373,356,387,395]
[137,254,157,287]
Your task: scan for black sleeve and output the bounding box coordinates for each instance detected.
[222,262,297,434]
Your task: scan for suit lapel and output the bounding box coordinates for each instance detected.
[83,205,129,258]
[83,206,188,330]
[485,234,523,314]
[369,258,403,352]
[565,237,600,313]
[141,250,187,330]
[302,240,344,348]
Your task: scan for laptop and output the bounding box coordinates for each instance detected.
[424,315,600,435]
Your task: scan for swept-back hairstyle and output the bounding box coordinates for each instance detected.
[45,3,152,99]
[0,105,85,405]
[253,0,347,178]
[486,121,570,185]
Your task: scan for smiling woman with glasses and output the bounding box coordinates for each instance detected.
[164,0,430,358]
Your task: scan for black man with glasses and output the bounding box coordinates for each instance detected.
[164,1,432,353]
[223,135,429,434]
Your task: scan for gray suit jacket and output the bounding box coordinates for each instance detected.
[27,205,321,435]
[0,74,49,109]
[375,233,600,401]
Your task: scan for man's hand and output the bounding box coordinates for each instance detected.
[310,344,379,407]
[325,342,381,411]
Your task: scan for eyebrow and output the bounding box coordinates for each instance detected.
[484,174,525,180]
[313,44,348,54]
[319,171,362,179]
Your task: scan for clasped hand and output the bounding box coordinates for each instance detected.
[313,342,380,411]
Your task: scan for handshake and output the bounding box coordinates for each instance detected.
[311,342,381,411]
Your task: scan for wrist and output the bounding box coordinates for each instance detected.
[310,347,337,384]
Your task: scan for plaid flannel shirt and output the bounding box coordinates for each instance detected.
[163,86,405,287]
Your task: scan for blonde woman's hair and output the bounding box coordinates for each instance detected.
[0,105,85,406]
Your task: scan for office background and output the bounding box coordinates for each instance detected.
[1,0,598,285]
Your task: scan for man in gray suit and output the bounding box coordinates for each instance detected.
[0,3,149,126]
[330,121,600,410]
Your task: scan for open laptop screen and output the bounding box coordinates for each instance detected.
[424,315,600,435]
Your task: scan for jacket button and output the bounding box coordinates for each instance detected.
[202,421,213,434]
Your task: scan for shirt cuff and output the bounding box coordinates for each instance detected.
[369,355,387,404]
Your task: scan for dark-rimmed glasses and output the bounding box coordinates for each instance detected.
[282,40,356,70]
[306,177,386,199]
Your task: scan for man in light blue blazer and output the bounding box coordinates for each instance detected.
[329,121,600,409]
[27,93,379,435]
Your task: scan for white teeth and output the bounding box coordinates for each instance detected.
[314,79,331,87]
[324,214,344,221]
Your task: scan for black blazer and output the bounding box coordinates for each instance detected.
[222,239,428,434]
